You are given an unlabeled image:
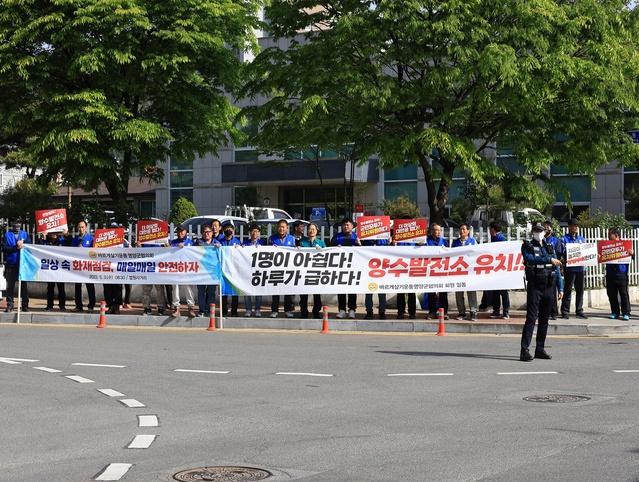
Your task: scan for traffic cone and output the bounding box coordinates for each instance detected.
[96,301,107,328]
[436,307,446,336]
[207,303,217,331]
[320,305,329,334]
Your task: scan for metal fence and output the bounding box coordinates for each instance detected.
[3,221,636,289]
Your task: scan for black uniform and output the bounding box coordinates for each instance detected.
[520,238,563,360]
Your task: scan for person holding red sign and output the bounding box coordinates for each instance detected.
[605,228,633,321]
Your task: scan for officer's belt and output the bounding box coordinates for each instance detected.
[527,264,554,270]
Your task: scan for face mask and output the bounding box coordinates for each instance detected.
[533,232,544,243]
[224,229,233,237]
[11,223,21,233]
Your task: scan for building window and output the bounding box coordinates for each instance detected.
[169,157,193,207]
[384,165,418,203]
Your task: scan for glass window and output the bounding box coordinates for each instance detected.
[169,171,193,188]
[170,157,193,171]
[385,165,418,181]
[384,182,417,202]
[170,189,193,207]
[234,149,260,163]
[553,176,591,203]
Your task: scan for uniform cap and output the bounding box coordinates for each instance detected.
[568,218,579,226]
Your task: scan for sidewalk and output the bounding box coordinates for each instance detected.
[1,297,638,335]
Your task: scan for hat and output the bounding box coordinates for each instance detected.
[531,224,545,232]
[176,224,187,231]
[568,218,579,226]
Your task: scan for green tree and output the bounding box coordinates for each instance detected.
[169,197,197,225]
[0,0,261,205]
[577,208,632,230]
[246,0,639,225]
[0,178,59,223]
[378,195,422,220]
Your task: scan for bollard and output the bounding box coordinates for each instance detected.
[207,303,217,331]
[436,307,446,336]
[96,301,107,328]
[320,305,329,334]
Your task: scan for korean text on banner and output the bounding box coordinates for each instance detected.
[35,209,68,234]
[219,242,526,296]
[565,242,598,267]
[94,228,126,248]
[357,216,391,240]
[137,220,169,244]
[19,245,222,285]
[393,219,428,243]
[598,239,633,264]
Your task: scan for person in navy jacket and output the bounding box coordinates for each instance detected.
[331,218,361,319]
[2,216,31,312]
[451,223,477,321]
[269,219,296,318]
[560,218,588,319]
[605,228,633,320]
[218,222,241,316]
[71,220,95,312]
[425,222,449,319]
[489,221,510,319]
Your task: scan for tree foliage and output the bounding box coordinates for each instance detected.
[245,0,639,225]
[0,178,59,223]
[378,195,422,220]
[0,0,261,204]
[169,197,197,225]
[577,207,632,230]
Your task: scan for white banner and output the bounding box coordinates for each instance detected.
[220,242,526,295]
[19,245,222,285]
[565,242,598,267]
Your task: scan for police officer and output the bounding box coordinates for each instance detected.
[520,223,563,361]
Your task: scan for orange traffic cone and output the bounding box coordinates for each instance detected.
[436,307,446,336]
[96,301,107,328]
[207,303,217,331]
[320,305,329,334]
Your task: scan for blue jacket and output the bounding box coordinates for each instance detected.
[219,236,241,247]
[451,237,476,248]
[269,233,295,247]
[426,236,448,247]
[243,238,265,247]
[521,239,564,292]
[72,233,94,248]
[331,231,359,247]
[491,232,507,243]
[2,230,31,266]
[170,236,194,247]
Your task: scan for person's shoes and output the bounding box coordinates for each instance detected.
[255,310,261,318]
[379,313,386,320]
[443,314,449,320]
[188,307,197,318]
[59,308,66,312]
[576,314,588,319]
[124,303,132,309]
[348,310,356,319]
[534,349,552,360]
[397,314,405,319]
[623,314,630,321]
[22,308,30,312]
[44,307,54,311]
[479,307,489,312]
[520,350,534,362]
[336,310,346,319]
[3,307,13,313]
[610,313,618,319]
[157,309,165,316]
[230,311,239,317]
[285,311,294,318]
[456,314,465,321]
[172,308,181,318]
[87,308,95,314]
[270,312,278,318]
[550,315,557,320]
[143,308,152,316]
[561,314,570,319]
[245,311,251,317]
[106,306,115,314]
[427,312,437,319]
[71,307,83,313]
[470,312,477,321]
[365,312,374,320]
[489,312,500,318]
[112,307,120,315]
[502,313,510,320]
[409,314,416,320]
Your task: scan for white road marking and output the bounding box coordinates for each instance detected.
[97,388,126,397]
[174,369,229,374]
[497,371,558,375]
[0,357,39,364]
[119,399,145,408]
[72,363,126,368]
[33,366,62,373]
[65,375,94,383]
[388,373,454,377]
[95,463,133,481]
[127,434,156,449]
[613,369,639,373]
[276,372,334,377]
[138,415,159,427]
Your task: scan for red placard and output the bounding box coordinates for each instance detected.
[357,215,391,240]
[35,209,68,234]
[598,239,633,264]
[355,203,364,213]
[393,219,428,243]
[136,220,169,244]
[94,228,125,248]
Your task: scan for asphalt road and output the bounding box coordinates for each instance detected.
[1,324,639,482]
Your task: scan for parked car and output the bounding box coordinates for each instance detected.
[254,218,310,238]
[179,216,250,239]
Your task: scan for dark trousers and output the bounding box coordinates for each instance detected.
[338,293,357,312]
[607,273,630,317]
[5,264,28,310]
[103,284,122,309]
[365,293,387,314]
[271,295,292,313]
[75,283,95,310]
[479,291,493,310]
[427,292,448,314]
[198,285,217,314]
[300,294,323,318]
[165,285,173,308]
[492,290,510,315]
[46,282,66,309]
[521,282,554,352]
[123,284,132,305]
[561,270,585,316]
[222,295,239,315]
[397,293,416,316]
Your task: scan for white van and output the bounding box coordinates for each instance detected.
[471,206,544,235]
[225,204,292,221]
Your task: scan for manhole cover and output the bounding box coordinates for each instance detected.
[523,394,591,403]
[173,466,272,481]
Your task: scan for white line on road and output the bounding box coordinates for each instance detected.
[95,463,133,481]
[276,372,334,377]
[97,388,126,397]
[127,434,156,449]
[388,373,454,377]
[497,371,558,376]
[613,369,639,373]
[65,375,95,383]
[33,366,63,373]
[0,357,39,364]
[138,415,159,427]
[174,368,229,374]
[72,363,126,368]
[119,399,145,408]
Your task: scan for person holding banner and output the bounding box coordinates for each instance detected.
[2,216,31,312]
[520,223,563,361]
[243,224,264,317]
[331,218,361,319]
[363,237,388,320]
[560,218,588,319]
[195,225,218,317]
[425,222,449,320]
[218,222,241,317]
[298,222,326,319]
[170,224,197,318]
[71,220,95,313]
[269,219,296,318]
[605,228,633,321]
[42,231,67,311]
[452,223,478,321]
[544,220,564,320]
[489,221,510,320]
